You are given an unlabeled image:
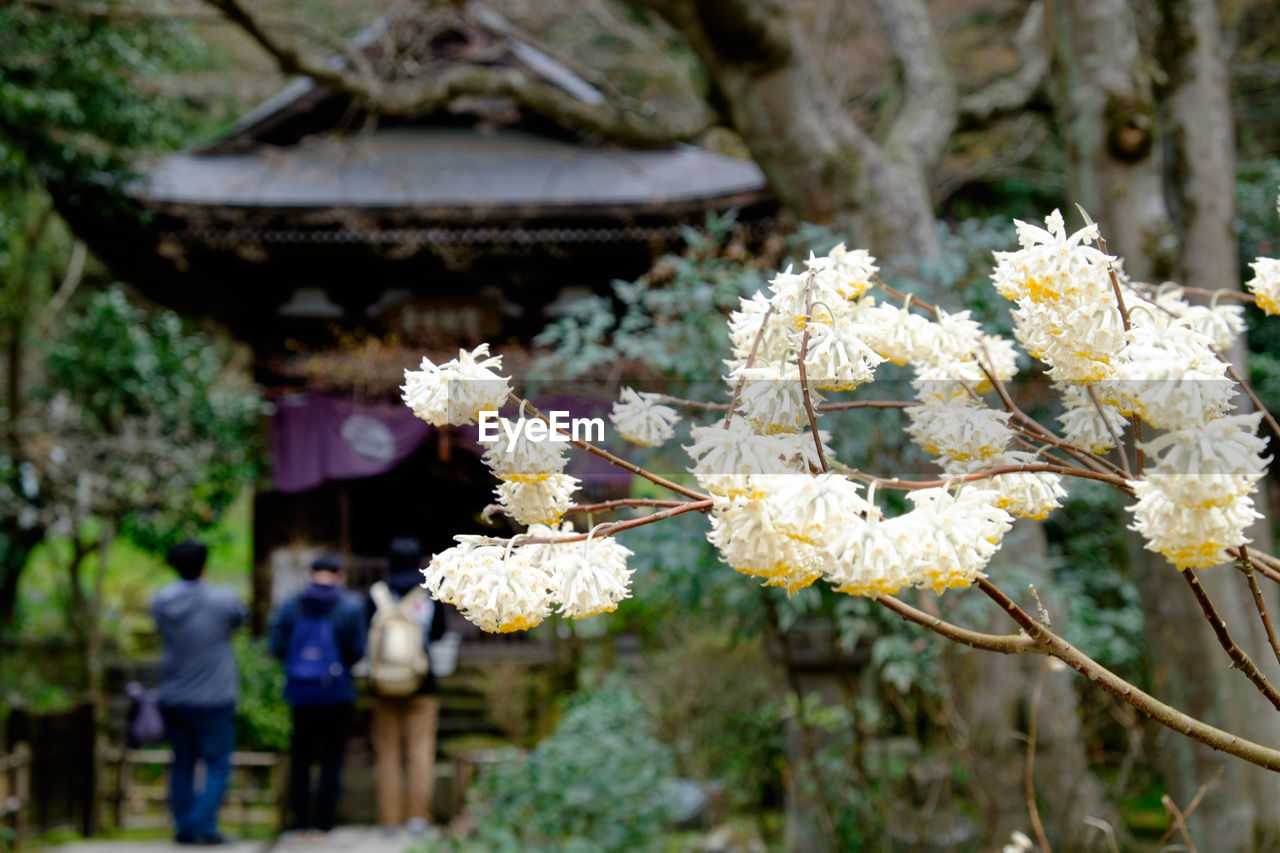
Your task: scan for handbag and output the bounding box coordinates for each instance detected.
[126,681,166,747]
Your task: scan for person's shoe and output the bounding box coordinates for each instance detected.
[380,824,402,838]
[405,817,430,838]
[191,832,231,846]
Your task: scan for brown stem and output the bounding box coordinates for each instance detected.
[563,498,692,514]
[797,271,829,472]
[1086,385,1131,478]
[868,462,1133,493]
[873,278,939,316]
[1238,545,1280,672]
[650,395,730,412]
[511,393,708,500]
[1223,361,1280,447]
[816,400,913,411]
[979,360,1121,478]
[724,304,774,427]
[1144,767,1223,852]
[481,499,714,547]
[973,578,1280,771]
[1162,794,1196,853]
[1180,568,1280,711]
[1025,660,1052,853]
[875,595,1034,654]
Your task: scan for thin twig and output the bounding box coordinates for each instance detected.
[873,278,939,316]
[1144,767,1223,852]
[868,462,1133,493]
[1223,361,1280,447]
[1161,794,1196,853]
[511,393,708,501]
[816,400,914,411]
[797,270,829,472]
[1025,660,1052,853]
[1095,235,1144,475]
[650,395,730,412]
[724,304,774,427]
[1181,568,1280,711]
[874,594,1035,655]
[978,359,1122,478]
[1086,385,1131,478]
[1238,545,1280,672]
[476,499,714,547]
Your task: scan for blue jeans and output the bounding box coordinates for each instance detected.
[161,704,236,841]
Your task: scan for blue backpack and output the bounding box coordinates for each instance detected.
[284,612,346,706]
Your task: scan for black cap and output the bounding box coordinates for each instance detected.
[311,555,341,574]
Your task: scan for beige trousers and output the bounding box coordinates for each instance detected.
[370,695,439,825]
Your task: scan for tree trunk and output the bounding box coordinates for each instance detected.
[948,520,1120,851]
[1152,0,1280,847]
[1047,0,1173,278]
[644,0,942,257]
[1053,0,1280,847]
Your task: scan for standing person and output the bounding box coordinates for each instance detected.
[268,555,365,839]
[367,537,446,838]
[151,539,246,847]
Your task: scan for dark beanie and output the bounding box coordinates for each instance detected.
[388,537,422,573]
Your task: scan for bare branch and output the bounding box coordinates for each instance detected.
[1180,567,1280,711]
[974,578,1280,772]
[874,594,1035,655]
[958,2,1048,126]
[1238,546,1280,673]
[202,0,712,147]
[511,393,710,501]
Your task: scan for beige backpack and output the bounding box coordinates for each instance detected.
[367,582,430,697]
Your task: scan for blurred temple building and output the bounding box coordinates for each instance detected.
[58,3,773,638]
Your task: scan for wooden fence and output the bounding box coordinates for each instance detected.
[0,744,31,852]
[97,747,286,834]
[4,703,95,839]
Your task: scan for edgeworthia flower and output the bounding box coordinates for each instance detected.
[402,343,512,426]
[609,387,681,447]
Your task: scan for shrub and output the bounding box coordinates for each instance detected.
[465,683,676,853]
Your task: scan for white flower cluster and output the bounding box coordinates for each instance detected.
[609,387,680,446]
[401,347,639,634]
[991,209,1271,567]
[705,474,1013,596]
[1127,414,1269,568]
[401,344,512,426]
[682,245,1026,596]
[480,417,580,526]
[422,524,634,632]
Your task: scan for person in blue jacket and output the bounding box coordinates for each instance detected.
[268,555,366,837]
[151,539,246,847]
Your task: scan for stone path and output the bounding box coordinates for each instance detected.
[39,841,266,853]
[42,826,437,853]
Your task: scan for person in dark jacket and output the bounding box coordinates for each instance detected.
[268,555,366,837]
[367,537,446,838]
[151,539,246,846]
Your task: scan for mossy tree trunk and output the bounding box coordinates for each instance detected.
[1052,0,1280,847]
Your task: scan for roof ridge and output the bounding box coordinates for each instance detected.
[214,0,603,150]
